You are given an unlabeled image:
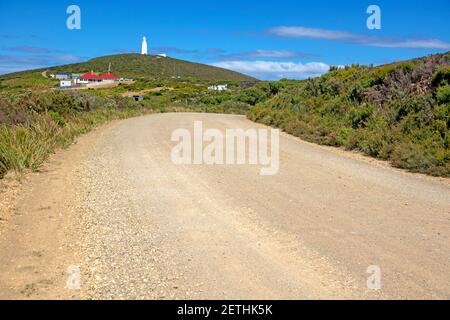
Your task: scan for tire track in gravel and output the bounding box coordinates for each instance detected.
[1,113,449,299]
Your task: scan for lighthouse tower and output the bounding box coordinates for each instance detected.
[141,36,148,55]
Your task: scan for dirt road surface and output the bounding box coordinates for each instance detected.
[0,113,449,299]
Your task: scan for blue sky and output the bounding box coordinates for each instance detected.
[0,0,449,79]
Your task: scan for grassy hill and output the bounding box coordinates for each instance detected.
[0,54,255,92]
[2,54,253,83]
[55,54,254,81]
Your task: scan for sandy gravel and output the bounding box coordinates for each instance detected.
[0,113,449,299]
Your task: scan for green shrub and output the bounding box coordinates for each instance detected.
[237,87,268,105]
[48,111,66,127]
[392,142,437,172]
[336,127,354,147]
[348,84,365,103]
[397,62,414,73]
[245,51,450,176]
[431,67,450,87]
[349,104,374,128]
[436,85,450,104]
[351,130,385,157]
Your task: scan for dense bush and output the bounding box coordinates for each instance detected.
[248,52,450,176]
[431,67,450,87]
[436,85,450,104]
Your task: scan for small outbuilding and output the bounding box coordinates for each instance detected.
[132,95,144,102]
[55,72,70,80]
[60,80,73,88]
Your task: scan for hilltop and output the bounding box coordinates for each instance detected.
[1,54,254,83]
[53,54,255,81]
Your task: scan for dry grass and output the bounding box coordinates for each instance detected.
[0,107,156,178]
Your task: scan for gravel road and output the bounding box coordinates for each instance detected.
[0,113,449,299]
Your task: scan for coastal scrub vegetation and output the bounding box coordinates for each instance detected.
[247,53,450,176]
[1,52,449,177]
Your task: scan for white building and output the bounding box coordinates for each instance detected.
[208,84,228,91]
[141,36,148,55]
[55,72,70,80]
[60,80,73,88]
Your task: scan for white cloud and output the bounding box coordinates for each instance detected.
[0,53,83,75]
[269,26,450,50]
[368,39,450,49]
[0,65,37,75]
[53,54,81,63]
[205,49,318,60]
[270,26,356,41]
[249,50,308,58]
[211,60,330,80]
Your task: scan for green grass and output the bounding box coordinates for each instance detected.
[0,71,59,92]
[0,119,59,173]
[0,88,158,177]
[0,106,163,178]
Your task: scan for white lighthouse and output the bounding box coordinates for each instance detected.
[141,36,148,55]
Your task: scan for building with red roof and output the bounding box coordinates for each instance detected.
[78,71,120,84]
[99,73,120,80]
[79,71,102,83]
